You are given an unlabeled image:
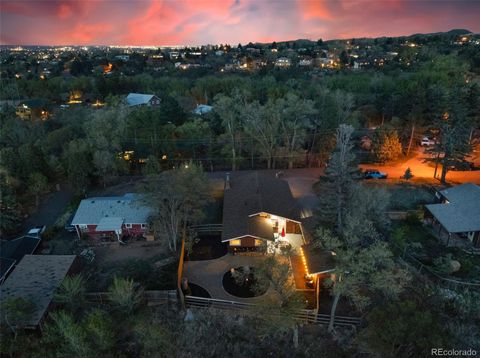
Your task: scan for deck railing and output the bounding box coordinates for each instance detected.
[189,224,223,232]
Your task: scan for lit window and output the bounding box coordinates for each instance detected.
[254,240,264,246]
[230,239,241,246]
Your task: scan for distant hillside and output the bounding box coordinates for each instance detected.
[253,29,473,47]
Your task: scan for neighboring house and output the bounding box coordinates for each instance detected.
[0,235,42,283]
[298,58,313,67]
[114,55,130,62]
[125,93,160,107]
[192,104,213,115]
[15,99,50,120]
[0,255,78,329]
[71,194,153,241]
[221,172,303,253]
[220,171,335,309]
[274,57,291,68]
[425,183,480,247]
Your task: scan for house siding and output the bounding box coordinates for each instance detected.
[286,220,301,234]
[75,223,147,239]
[472,231,480,247]
[228,236,266,253]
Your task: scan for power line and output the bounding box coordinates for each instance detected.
[115,126,423,145]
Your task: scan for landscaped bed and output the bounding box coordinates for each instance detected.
[222,266,267,298]
[187,233,228,261]
[317,289,359,316]
[186,283,211,298]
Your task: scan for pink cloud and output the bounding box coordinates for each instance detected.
[1,0,479,45]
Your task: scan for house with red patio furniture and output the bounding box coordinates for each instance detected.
[71,194,153,242]
[221,172,304,253]
[220,171,336,310]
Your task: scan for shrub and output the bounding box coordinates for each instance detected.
[373,129,403,163]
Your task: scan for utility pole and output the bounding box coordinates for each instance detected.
[407,123,415,156]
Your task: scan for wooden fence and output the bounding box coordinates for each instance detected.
[177,237,186,309]
[85,290,361,327]
[184,295,362,327]
[85,290,178,304]
[386,210,422,220]
[401,253,480,288]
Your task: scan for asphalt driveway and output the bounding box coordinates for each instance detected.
[11,184,74,239]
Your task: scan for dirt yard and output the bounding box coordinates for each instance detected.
[94,240,170,263]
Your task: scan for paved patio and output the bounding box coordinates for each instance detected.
[183,254,281,303]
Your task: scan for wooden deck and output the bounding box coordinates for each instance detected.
[290,255,313,291]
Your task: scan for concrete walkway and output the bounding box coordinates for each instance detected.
[183,254,280,303]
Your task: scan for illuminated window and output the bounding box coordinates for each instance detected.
[254,240,264,246]
[230,239,241,246]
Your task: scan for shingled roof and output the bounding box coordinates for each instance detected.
[222,172,300,241]
[425,183,480,233]
[301,244,336,275]
[126,93,158,107]
[0,236,42,282]
[0,255,77,328]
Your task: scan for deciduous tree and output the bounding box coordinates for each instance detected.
[28,172,48,207]
[139,164,211,252]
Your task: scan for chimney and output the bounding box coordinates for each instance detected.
[224,172,231,190]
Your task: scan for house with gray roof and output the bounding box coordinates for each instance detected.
[0,255,78,329]
[425,183,480,247]
[221,172,303,253]
[192,104,213,115]
[71,194,153,241]
[125,93,160,107]
[0,235,42,283]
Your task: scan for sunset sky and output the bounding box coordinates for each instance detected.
[1,0,479,46]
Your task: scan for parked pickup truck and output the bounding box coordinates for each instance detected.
[363,169,388,179]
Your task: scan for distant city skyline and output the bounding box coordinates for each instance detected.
[1,0,479,46]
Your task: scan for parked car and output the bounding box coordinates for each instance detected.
[27,225,46,237]
[363,169,388,179]
[421,137,435,146]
